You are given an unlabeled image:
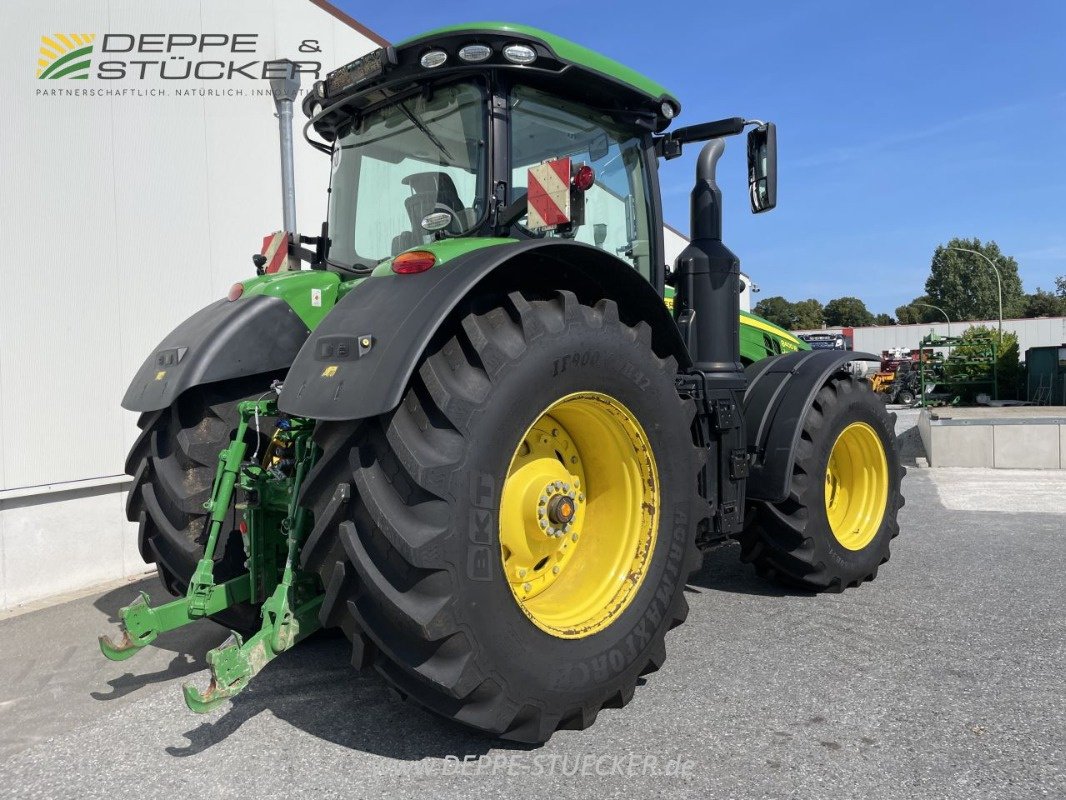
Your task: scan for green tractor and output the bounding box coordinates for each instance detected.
[104,23,902,742]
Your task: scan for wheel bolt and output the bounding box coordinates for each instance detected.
[523,583,532,592]
[552,566,560,575]
[518,569,527,577]
[572,533,579,542]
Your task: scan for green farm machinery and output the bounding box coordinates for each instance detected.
[104,22,903,742]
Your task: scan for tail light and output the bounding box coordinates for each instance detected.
[572,165,596,192]
[227,283,244,301]
[392,251,436,274]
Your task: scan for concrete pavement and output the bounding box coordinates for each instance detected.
[0,461,1063,799]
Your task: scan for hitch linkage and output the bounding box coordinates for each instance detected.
[98,397,322,712]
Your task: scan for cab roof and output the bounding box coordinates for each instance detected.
[399,22,678,107]
[307,21,681,139]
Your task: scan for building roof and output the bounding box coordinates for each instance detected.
[307,0,389,47]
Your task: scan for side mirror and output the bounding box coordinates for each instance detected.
[746,123,777,213]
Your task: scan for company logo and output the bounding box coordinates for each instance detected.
[37,33,96,80]
[36,33,320,81]
[34,31,322,99]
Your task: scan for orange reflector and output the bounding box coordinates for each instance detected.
[227,283,244,301]
[239,520,248,535]
[391,250,436,274]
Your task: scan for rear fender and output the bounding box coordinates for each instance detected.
[278,240,688,421]
[122,295,311,412]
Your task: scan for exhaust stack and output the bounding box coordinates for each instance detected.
[269,60,300,267]
[675,139,743,382]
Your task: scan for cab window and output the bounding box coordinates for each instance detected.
[509,85,654,279]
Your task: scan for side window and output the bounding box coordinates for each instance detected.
[328,81,486,266]
[509,85,654,279]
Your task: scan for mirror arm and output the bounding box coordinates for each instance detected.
[655,136,684,160]
[656,117,768,160]
[494,191,529,230]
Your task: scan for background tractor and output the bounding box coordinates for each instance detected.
[105,22,904,743]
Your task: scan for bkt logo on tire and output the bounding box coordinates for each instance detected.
[37,33,96,80]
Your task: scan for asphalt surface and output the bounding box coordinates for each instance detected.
[1,409,1063,799]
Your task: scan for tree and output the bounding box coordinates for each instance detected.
[824,296,875,327]
[753,296,796,329]
[925,237,1024,321]
[792,298,824,329]
[896,296,933,325]
[875,313,895,326]
[1022,288,1066,318]
[1055,275,1066,298]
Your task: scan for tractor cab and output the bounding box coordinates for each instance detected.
[305,23,682,283]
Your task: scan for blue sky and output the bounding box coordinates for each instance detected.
[336,0,1066,315]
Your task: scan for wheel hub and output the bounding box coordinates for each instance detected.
[499,419,584,595]
[546,493,576,526]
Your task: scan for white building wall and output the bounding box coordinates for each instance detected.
[794,317,1066,358]
[0,0,382,608]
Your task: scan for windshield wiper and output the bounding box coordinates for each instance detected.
[399,102,454,161]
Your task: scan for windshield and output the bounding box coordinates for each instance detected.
[327,81,487,267]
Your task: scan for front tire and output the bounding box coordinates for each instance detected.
[738,374,904,591]
[299,290,704,742]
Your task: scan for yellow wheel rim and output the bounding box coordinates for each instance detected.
[824,421,889,550]
[499,392,659,639]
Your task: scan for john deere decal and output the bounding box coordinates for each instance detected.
[37,34,95,80]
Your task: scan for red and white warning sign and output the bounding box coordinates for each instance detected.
[526,157,571,231]
[260,231,292,274]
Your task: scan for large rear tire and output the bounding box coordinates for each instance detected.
[125,376,277,633]
[299,290,704,742]
[737,374,904,591]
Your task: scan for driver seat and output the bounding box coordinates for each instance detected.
[392,172,474,256]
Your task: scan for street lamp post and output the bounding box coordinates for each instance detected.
[912,302,951,337]
[949,246,1003,342]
